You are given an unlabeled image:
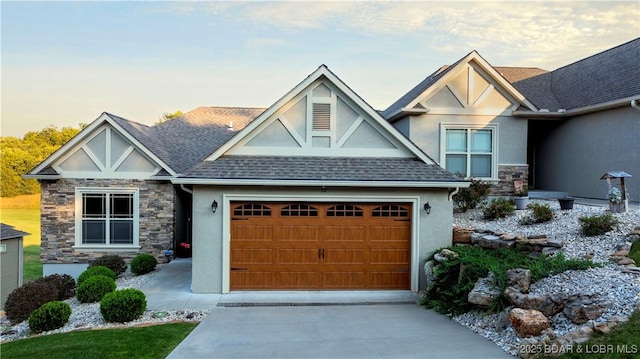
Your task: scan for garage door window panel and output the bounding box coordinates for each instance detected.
[326,204,363,217]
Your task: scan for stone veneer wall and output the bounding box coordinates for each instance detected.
[494,165,529,196]
[40,179,175,265]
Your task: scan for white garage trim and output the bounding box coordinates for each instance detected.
[221,194,421,294]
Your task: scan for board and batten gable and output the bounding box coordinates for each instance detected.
[227,80,414,158]
[388,54,534,194]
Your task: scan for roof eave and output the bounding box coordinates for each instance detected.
[386,107,431,122]
[171,178,470,188]
[513,96,640,119]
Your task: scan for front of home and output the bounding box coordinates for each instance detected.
[26,39,639,293]
[27,65,466,293]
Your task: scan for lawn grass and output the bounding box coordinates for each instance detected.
[0,322,198,359]
[23,245,42,283]
[0,208,40,246]
[553,310,640,359]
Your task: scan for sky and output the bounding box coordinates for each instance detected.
[1,1,639,137]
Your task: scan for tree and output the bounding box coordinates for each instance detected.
[1,125,82,197]
[155,111,183,125]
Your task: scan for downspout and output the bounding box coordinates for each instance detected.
[448,187,460,201]
[631,99,640,112]
[180,184,193,195]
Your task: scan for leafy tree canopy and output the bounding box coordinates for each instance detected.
[1,125,82,197]
[155,111,183,125]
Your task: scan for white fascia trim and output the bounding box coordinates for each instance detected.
[221,193,423,293]
[386,107,431,122]
[172,178,470,188]
[22,174,62,180]
[513,96,640,118]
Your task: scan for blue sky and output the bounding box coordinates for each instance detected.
[2,1,639,137]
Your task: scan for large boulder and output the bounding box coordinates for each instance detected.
[509,308,550,337]
[504,288,567,317]
[468,272,500,307]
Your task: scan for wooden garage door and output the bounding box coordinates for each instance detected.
[230,202,411,290]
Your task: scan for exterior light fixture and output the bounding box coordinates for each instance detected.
[211,200,218,214]
[423,202,431,214]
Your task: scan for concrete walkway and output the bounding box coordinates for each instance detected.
[140,258,512,358]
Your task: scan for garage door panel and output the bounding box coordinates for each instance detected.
[324,249,366,264]
[370,226,411,242]
[279,272,321,289]
[322,226,366,242]
[232,225,274,241]
[278,249,321,264]
[231,272,273,289]
[232,249,274,264]
[323,272,366,288]
[276,225,319,241]
[368,272,410,289]
[370,249,410,264]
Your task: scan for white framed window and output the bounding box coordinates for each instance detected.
[74,187,140,249]
[441,124,497,179]
[0,244,6,253]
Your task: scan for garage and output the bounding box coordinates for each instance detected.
[230,202,412,290]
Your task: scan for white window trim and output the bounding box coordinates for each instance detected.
[73,187,140,250]
[0,243,6,253]
[440,123,498,180]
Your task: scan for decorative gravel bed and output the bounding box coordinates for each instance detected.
[452,200,640,356]
[0,264,210,343]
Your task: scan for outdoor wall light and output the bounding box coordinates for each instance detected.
[211,200,218,214]
[423,202,431,215]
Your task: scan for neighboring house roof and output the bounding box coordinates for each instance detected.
[382,51,537,120]
[0,223,29,240]
[513,38,640,112]
[180,156,462,186]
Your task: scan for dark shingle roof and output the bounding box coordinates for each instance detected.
[1,223,29,240]
[106,107,265,174]
[513,38,640,111]
[493,67,548,83]
[181,156,463,183]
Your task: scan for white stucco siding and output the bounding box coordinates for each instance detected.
[533,107,639,200]
[190,186,453,293]
[406,114,528,167]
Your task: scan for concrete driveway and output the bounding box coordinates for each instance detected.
[167,304,512,358]
[141,259,511,358]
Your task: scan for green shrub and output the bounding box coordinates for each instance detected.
[89,254,127,276]
[76,275,116,303]
[482,197,515,220]
[579,213,619,236]
[520,203,554,225]
[130,253,158,276]
[453,179,492,212]
[33,274,76,300]
[28,301,72,333]
[629,240,640,265]
[100,288,147,323]
[422,246,595,315]
[78,266,116,286]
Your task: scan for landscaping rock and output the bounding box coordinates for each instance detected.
[473,234,515,249]
[545,239,564,248]
[433,248,459,263]
[509,308,550,337]
[504,288,567,317]
[618,257,636,266]
[424,260,436,291]
[563,296,609,324]
[506,268,531,293]
[468,272,500,307]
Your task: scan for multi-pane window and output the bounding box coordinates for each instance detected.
[444,126,495,178]
[76,189,138,247]
[233,203,272,217]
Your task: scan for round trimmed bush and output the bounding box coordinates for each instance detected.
[33,274,77,300]
[78,266,116,286]
[89,254,127,276]
[100,289,147,323]
[5,281,59,324]
[131,253,157,276]
[28,301,72,333]
[76,275,116,303]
